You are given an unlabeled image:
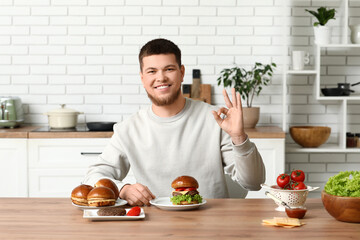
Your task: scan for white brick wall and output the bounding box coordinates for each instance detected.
[2,0,360,198]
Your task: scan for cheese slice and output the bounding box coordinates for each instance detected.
[172,190,189,195]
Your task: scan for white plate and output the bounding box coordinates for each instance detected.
[150,197,207,211]
[72,198,127,210]
[83,208,145,221]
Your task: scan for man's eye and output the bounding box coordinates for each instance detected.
[166,68,174,71]
[148,70,155,74]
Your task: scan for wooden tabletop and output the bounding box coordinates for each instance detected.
[0,198,358,239]
[0,126,284,139]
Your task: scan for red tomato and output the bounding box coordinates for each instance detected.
[276,174,290,189]
[127,206,141,216]
[175,187,186,191]
[292,182,307,190]
[291,170,305,182]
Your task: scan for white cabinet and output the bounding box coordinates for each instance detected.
[0,139,28,197]
[226,138,285,199]
[28,138,136,197]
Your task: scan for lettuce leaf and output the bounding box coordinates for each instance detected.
[324,171,360,197]
[170,194,203,205]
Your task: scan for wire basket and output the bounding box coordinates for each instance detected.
[261,184,319,211]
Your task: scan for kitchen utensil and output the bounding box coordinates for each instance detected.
[44,104,83,129]
[290,126,331,147]
[321,190,360,223]
[265,191,293,209]
[0,96,24,128]
[292,51,310,70]
[86,122,116,131]
[261,184,319,211]
[321,81,360,96]
[350,24,360,44]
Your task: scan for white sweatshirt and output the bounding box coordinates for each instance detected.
[83,98,265,198]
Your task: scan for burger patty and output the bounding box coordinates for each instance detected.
[97,206,126,216]
[172,190,199,197]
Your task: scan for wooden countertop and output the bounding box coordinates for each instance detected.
[0,198,357,239]
[0,126,284,139]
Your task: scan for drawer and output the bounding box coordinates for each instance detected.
[29,168,137,198]
[29,138,110,168]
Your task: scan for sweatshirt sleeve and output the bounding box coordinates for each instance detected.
[82,123,131,193]
[222,131,266,191]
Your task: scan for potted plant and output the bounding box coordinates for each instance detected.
[217,62,276,128]
[305,7,336,45]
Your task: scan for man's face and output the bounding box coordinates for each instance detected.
[140,54,185,106]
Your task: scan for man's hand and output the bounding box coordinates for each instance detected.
[119,183,155,206]
[212,88,247,145]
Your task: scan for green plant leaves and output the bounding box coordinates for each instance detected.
[217,62,276,108]
[305,7,336,26]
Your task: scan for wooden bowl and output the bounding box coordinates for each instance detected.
[321,190,360,223]
[289,126,331,147]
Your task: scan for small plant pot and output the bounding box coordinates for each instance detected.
[243,107,259,129]
[313,25,332,45]
[350,25,360,44]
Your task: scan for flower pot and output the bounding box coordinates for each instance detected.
[313,25,332,45]
[243,107,259,129]
[350,25,360,44]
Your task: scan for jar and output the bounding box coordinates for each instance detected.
[356,134,360,148]
[346,132,356,148]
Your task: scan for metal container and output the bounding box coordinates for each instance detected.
[0,96,24,128]
[44,104,83,129]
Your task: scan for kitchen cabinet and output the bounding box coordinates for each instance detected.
[0,139,28,197]
[282,0,360,153]
[226,138,285,199]
[28,138,136,197]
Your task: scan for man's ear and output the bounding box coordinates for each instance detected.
[181,65,185,82]
[140,71,144,85]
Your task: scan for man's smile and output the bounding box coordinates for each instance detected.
[155,84,172,90]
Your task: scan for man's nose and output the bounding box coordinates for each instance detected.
[156,70,167,81]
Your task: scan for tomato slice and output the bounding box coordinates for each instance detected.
[175,187,197,191]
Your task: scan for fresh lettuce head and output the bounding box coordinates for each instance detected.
[324,171,360,197]
[170,194,203,205]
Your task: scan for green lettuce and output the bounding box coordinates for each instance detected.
[170,194,203,205]
[324,171,360,197]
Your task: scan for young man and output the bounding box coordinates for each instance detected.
[83,38,265,206]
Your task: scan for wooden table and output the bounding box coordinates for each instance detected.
[0,198,358,239]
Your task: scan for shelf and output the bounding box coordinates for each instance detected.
[317,96,360,101]
[286,70,318,75]
[286,144,360,153]
[317,44,360,48]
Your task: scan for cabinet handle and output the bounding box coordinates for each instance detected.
[80,152,102,155]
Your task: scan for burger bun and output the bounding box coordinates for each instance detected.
[94,178,119,198]
[171,175,199,189]
[87,186,116,207]
[71,184,93,206]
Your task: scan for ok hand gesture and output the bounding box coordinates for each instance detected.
[212,88,247,145]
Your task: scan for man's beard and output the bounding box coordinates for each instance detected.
[146,87,181,106]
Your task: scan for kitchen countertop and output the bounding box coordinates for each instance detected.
[0,126,284,139]
[0,198,357,239]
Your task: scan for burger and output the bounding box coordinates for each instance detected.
[94,178,119,199]
[87,186,116,207]
[71,184,93,206]
[170,176,203,205]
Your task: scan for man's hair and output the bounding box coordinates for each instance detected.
[139,38,182,71]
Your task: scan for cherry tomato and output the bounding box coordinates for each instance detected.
[292,181,307,190]
[291,170,305,182]
[276,174,290,188]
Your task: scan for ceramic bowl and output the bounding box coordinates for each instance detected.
[289,126,331,148]
[321,190,360,223]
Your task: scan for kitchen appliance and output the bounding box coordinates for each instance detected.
[86,122,116,131]
[0,96,24,128]
[44,104,83,129]
[321,81,360,96]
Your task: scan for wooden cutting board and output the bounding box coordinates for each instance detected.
[190,84,211,104]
